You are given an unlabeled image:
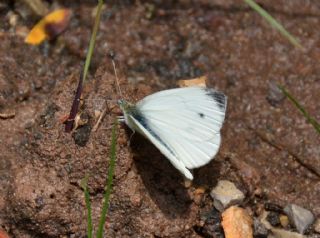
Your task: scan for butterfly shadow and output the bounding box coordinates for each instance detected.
[192,160,223,189]
[129,132,192,218]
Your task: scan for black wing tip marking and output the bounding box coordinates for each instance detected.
[204,88,226,110]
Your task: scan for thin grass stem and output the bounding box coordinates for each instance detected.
[81,175,93,238]
[244,0,303,49]
[278,85,320,134]
[96,120,118,238]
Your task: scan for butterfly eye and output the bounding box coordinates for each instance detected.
[117,99,123,105]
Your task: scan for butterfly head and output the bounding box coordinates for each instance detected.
[118,99,135,113]
[118,99,127,109]
[117,99,138,131]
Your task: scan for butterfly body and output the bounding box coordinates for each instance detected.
[119,86,227,180]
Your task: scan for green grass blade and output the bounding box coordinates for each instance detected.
[82,0,104,83]
[244,0,303,49]
[96,120,118,238]
[81,175,93,238]
[278,85,320,134]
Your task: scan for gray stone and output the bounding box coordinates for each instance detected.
[210,180,245,211]
[284,204,315,234]
[254,217,269,237]
[269,228,305,238]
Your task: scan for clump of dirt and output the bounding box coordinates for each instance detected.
[0,1,319,237]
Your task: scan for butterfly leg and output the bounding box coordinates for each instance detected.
[117,116,125,122]
[127,130,135,146]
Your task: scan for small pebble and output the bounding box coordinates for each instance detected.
[194,187,206,195]
[266,81,285,106]
[7,11,19,27]
[279,215,289,228]
[199,208,223,237]
[221,206,253,238]
[253,218,269,237]
[210,180,245,211]
[270,228,305,238]
[313,218,320,233]
[259,210,305,238]
[193,187,206,205]
[128,76,145,84]
[259,210,272,230]
[267,211,280,227]
[184,179,192,188]
[72,124,91,147]
[284,204,315,234]
[265,203,283,213]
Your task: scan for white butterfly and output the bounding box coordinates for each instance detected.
[118,86,227,180]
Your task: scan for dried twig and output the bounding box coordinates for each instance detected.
[92,102,109,132]
[65,71,84,132]
[0,111,15,119]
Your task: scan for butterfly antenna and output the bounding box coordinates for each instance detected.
[108,51,123,98]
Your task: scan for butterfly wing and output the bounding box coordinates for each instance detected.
[128,115,194,180]
[127,86,227,180]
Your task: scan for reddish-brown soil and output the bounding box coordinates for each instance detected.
[0,1,319,237]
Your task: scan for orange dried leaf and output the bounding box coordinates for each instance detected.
[222,206,253,238]
[178,76,207,87]
[25,9,71,45]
